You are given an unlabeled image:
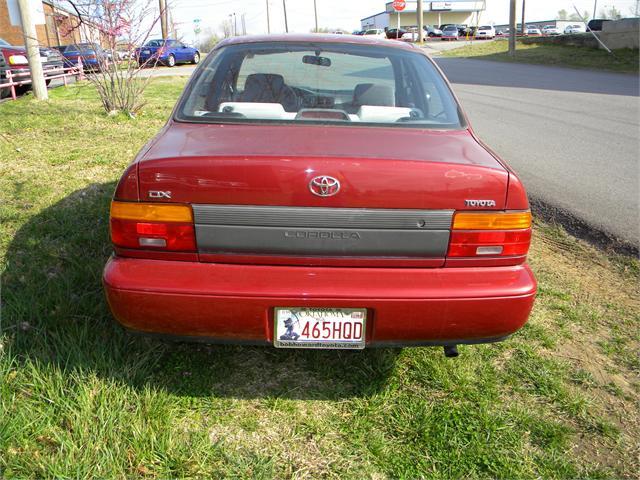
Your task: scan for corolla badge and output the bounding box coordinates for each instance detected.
[309,176,340,197]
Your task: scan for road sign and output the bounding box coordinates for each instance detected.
[392,0,406,11]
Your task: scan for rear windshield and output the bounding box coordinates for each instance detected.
[176,42,463,129]
[65,44,98,53]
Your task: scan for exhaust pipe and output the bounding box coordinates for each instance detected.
[443,345,459,358]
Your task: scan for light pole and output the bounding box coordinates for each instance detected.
[17,0,47,100]
[508,0,516,56]
[314,0,318,33]
[283,0,289,33]
[266,0,271,33]
[417,0,424,45]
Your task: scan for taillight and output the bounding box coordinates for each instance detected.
[8,54,29,65]
[110,201,196,252]
[448,211,532,258]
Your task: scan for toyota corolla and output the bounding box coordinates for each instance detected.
[103,34,536,356]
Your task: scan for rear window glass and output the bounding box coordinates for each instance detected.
[64,44,98,53]
[177,42,462,129]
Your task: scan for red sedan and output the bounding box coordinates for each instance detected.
[103,34,536,356]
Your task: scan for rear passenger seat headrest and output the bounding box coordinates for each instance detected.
[353,83,395,107]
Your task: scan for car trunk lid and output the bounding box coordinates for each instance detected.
[137,123,509,266]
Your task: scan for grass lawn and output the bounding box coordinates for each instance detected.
[1,79,639,479]
[440,40,640,73]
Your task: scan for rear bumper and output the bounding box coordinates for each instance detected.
[103,257,536,347]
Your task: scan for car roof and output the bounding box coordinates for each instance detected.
[216,33,417,52]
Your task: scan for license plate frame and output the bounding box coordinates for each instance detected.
[274,307,367,349]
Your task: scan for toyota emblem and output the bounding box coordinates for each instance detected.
[309,176,341,197]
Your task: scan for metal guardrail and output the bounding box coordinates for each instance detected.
[0,59,85,101]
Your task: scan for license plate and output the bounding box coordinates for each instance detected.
[274,308,366,349]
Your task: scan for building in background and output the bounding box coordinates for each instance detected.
[361,1,486,30]
[0,0,100,47]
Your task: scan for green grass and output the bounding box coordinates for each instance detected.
[440,40,640,73]
[1,80,639,479]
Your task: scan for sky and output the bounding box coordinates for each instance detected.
[164,0,639,43]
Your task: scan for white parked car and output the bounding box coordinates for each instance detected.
[525,26,542,36]
[363,28,386,39]
[564,24,586,34]
[475,25,495,39]
[542,25,561,35]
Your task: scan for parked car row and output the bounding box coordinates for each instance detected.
[51,39,200,71]
[0,37,201,99]
[495,20,608,37]
[0,37,64,99]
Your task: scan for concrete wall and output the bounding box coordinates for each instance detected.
[600,18,639,49]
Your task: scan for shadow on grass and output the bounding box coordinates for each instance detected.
[2,183,399,400]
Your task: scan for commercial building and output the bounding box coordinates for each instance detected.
[361,1,487,30]
[0,0,100,47]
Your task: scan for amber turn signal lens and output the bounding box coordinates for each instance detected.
[110,202,193,223]
[452,211,532,230]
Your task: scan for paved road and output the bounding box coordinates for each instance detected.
[435,58,640,247]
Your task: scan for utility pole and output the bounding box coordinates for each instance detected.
[593,0,597,19]
[17,0,47,100]
[266,0,271,33]
[234,13,237,36]
[520,0,525,35]
[508,0,516,56]
[159,0,168,39]
[417,0,424,45]
[283,0,289,33]
[313,0,318,32]
[241,13,246,35]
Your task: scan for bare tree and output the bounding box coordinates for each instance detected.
[53,0,165,117]
[219,19,233,38]
[599,6,623,19]
[557,9,568,20]
[196,28,220,53]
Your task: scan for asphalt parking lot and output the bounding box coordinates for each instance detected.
[435,57,640,248]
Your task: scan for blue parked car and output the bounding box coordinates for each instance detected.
[54,43,108,71]
[136,39,200,67]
